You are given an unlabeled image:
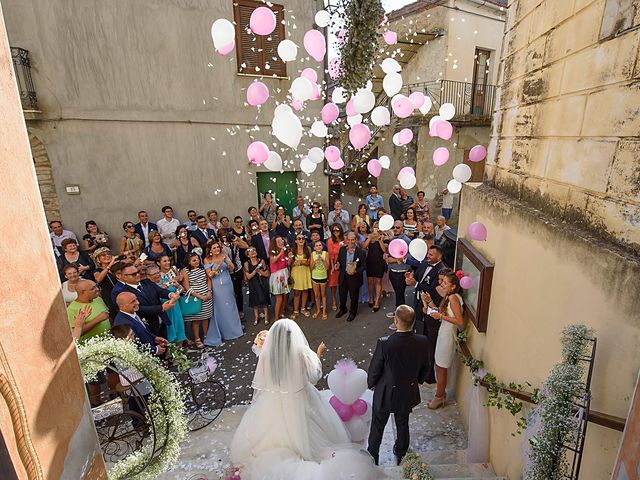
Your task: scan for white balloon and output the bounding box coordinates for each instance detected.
[332,87,347,104]
[274,104,293,117]
[300,156,317,174]
[353,89,375,114]
[429,114,443,128]
[272,111,302,149]
[264,151,283,171]
[409,238,428,262]
[345,417,368,442]
[379,155,390,169]
[383,72,403,97]
[310,120,328,138]
[290,77,313,102]
[453,163,473,183]
[400,173,417,189]
[419,96,433,115]
[315,10,331,28]
[308,146,324,164]
[327,368,368,405]
[371,106,391,126]
[378,214,394,231]
[447,178,463,193]
[439,102,456,120]
[277,39,298,62]
[392,132,401,146]
[381,57,402,74]
[347,114,362,126]
[365,80,373,91]
[211,19,235,49]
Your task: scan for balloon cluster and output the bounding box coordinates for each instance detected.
[327,359,371,442]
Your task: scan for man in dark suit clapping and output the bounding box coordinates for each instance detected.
[367,305,430,466]
[335,232,366,322]
[191,215,217,249]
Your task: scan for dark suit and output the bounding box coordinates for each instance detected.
[134,222,157,246]
[113,311,161,355]
[411,260,444,383]
[251,231,274,263]
[191,228,217,249]
[389,194,402,220]
[337,245,366,316]
[112,280,171,338]
[367,331,431,464]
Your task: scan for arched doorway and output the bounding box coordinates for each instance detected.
[28,131,61,222]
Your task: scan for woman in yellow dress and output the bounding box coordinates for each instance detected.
[289,234,312,318]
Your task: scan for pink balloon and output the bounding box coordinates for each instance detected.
[329,395,344,411]
[250,7,276,36]
[217,41,235,56]
[301,67,318,83]
[429,121,439,137]
[469,144,487,162]
[337,29,348,44]
[346,99,356,117]
[398,128,413,145]
[383,30,397,45]
[329,158,345,170]
[392,97,414,118]
[432,147,450,166]
[304,29,326,62]
[389,238,408,259]
[321,103,339,124]
[328,57,342,80]
[468,222,488,241]
[325,145,340,163]
[409,91,425,108]
[336,403,354,422]
[291,99,303,111]
[367,159,382,178]
[436,120,453,140]
[352,399,368,416]
[460,276,474,289]
[396,166,415,180]
[311,83,321,100]
[349,123,372,150]
[246,81,269,106]
[247,141,269,164]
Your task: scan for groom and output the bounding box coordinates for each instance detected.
[366,305,431,465]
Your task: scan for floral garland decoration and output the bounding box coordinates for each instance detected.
[400,451,434,480]
[524,324,594,480]
[338,0,385,93]
[78,336,188,480]
[456,329,534,435]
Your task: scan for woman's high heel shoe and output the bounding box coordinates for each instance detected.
[427,395,445,410]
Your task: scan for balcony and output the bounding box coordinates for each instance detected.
[10,47,39,112]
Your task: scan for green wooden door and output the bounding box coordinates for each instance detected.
[256,171,299,216]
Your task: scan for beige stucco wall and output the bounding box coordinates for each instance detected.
[0,5,105,478]
[487,0,640,253]
[3,0,327,237]
[456,184,639,479]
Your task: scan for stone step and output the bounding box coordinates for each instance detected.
[416,449,468,465]
[381,462,500,479]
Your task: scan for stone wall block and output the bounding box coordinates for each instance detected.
[521,176,572,215]
[581,81,640,136]
[534,94,587,137]
[586,193,640,247]
[607,139,640,202]
[529,0,575,41]
[514,0,545,24]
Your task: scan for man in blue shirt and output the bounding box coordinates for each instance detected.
[365,186,385,221]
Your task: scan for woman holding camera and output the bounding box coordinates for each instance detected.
[174,225,200,267]
[82,220,110,254]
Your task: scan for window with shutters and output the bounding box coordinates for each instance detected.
[233,0,287,77]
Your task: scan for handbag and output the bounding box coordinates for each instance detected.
[179,288,202,316]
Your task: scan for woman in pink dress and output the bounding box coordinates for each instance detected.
[326,223,344,311]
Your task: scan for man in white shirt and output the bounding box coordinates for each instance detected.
[156,206,181,246]
[291,196,311,229]
[50,220,78,248]
[134,210,157,247]
[327,199,350,232]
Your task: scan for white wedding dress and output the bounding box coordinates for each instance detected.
[230,319,378,480]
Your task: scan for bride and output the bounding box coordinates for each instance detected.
[230,319,377,479]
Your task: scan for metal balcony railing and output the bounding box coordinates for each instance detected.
[408,79,496,117]
[10,47,38,111]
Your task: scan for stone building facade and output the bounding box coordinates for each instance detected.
[3,0,327,238]
[455,0,640,478]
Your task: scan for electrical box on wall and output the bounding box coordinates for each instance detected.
[65,184,80,195]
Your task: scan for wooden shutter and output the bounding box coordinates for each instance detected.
[233,0,286,77]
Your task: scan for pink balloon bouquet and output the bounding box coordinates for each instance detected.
[246,81,269,106]
[247,141,269,164]
[432,147,449,166]
[398,128,413,145]
[436,120,453,141]
[349,123,371,150]
[392,96,414,119]
[325,145,341,163]
[304,29,326,62]
[367,159,382,178]
[469,144,487,162]
[321,103,340,124]
[249,7,276,35]
[468,221,488,241]
[409,91,425,108]
[388,238,408,259]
